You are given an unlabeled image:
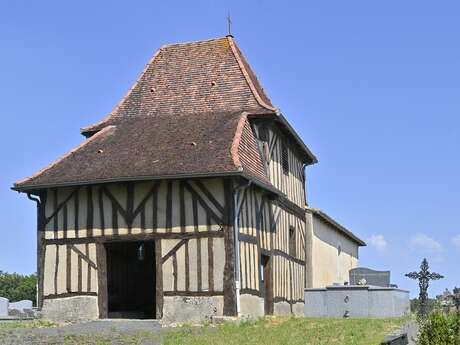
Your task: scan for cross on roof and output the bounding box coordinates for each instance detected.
[227,13,232,37]
[406,258,444,317]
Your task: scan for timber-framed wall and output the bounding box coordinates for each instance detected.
[35,178,235,322]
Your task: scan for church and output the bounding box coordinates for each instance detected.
[13,36,365,322]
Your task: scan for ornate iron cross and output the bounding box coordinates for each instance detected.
[406,258,444,317]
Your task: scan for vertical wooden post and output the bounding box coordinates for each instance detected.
[30,190,46,309]
[223,179,237,316]
[96,243,108,318]
[155,239,163,319]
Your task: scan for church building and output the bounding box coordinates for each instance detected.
[14,36,365,322]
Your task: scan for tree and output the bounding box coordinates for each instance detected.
[0,271,37,305]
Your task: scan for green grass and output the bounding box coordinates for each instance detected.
[163,317,406,345]
[0,319,57,329]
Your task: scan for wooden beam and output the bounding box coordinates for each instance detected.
[96,243,108,318]
[45,230,224,245]
[222,179,236,316]
[70,245,97,270]
[155,239,163,319]
[164,291,224,297]
[44,292,97,299]
[161,239,188,264]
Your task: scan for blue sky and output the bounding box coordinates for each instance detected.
[1,0,459,297]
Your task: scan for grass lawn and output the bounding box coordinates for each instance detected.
[163,317,406,345]
[0,317,406,344]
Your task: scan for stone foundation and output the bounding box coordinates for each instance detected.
[162,296,224,323]
[274,301,291,315]
[239,294,264,318]
[42,296,98,322]
[273,301,304,316]
[292,302,304,316]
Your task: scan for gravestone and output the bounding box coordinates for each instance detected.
[9,300,33,313]
[350,267,391,287]
[0,297,9,317]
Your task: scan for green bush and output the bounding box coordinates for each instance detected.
[418,312,460,345]
[0,271,37,305]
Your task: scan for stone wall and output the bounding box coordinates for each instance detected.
[42,296,99,322]
[162,296,224,323]
[304,285,410,318]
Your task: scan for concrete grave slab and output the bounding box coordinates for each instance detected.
[0,297,9,317]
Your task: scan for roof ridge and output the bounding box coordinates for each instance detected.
[160,36,228,49]
[16,126,117,187]
[226,36,276,112]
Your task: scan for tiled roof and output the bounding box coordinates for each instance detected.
[15,111,271,191]
[14,36,314,192]
[81,37,275,136]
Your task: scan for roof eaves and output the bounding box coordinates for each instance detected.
[308,208,367,246]
[247,111,318,165]
[14,125,117,189]
[12,170,244,193]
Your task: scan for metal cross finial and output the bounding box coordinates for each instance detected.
[227,13,232,37]
[406,258,444,317]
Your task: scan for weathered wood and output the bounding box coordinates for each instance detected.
[36,190,47,309]
[98,188,105,236]
[54,245,59,295]
[96,243,108,318]
[78,255,82,292]
[45,230,224,245]
[44,292,97,299]
[53,189,58,239]
[132,182,160,219]
[183,181,222,224]
[207,215,214,292]
[63,204,68,239]
[164,291,224,297]
[194,180,224,214]
[66,245,71,292]
[69,245,97,270]
[193,196,202,291]
[277,196,305,220]
[155,239,163,319]
[223,178,236,316]
[166,181,172,232]
[126,183,134,232]
[185,241,190,291]
[74,189,79,238]
[45,188,78,225]
[172,253,178,291]
[161,239,188,264]
[86,243,91,292]
[86,186,94,237]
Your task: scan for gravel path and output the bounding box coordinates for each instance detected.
[0,320,163,345]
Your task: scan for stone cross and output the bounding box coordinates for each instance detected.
[406,258,444,317]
